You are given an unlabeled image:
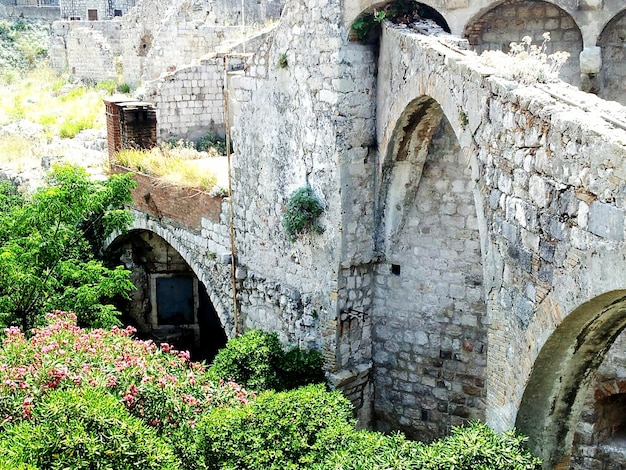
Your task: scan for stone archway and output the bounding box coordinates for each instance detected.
[107,229,228,362]
[516,290,626,468]
[598,8,626,106]
[372,95,487,442]
[463,0,583,87]
[348,1,451,42]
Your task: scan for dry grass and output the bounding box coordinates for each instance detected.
[0,66,108,138]
[0,134,39,168]
[114,144,219,191]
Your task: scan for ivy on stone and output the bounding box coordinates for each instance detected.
[282,186,324,243]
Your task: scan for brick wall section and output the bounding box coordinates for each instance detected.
[104,98,157,159]
[111,165,223,231]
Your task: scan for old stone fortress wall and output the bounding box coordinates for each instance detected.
[6,0,626,468]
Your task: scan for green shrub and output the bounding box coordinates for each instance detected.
[198,384,354,469]
[208,329,326,392]
[282,186,324,242]
[196,131,228,155]
[0,388,180,470]
[208,329,283,391]
[59,115,94,138]
[276,346,326,391]
[318,421,541,470]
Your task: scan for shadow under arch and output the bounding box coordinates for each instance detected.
[376,95,444,250]
[516,290,626,468]
[597,7,626,106]
[106,228,228,362]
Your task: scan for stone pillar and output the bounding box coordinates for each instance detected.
[579,46,601,95]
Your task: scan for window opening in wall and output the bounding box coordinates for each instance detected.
[87,9,97,20]
[152,275,198,325]
[391,264,401,276]
[69,16,81,20]
[114,9,122,16]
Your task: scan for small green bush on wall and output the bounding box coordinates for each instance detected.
[282,186,324,242]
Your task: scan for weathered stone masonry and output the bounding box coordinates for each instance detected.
[62,0,626,467]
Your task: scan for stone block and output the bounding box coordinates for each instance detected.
[588,202,624,241]
[579,47,602,74]
[578,0,602,10]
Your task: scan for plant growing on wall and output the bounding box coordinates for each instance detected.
[282,186,324,242]
[479,32,570,84]
[351,0,426,42]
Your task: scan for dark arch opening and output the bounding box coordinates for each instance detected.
[106,229,227,362]
[597,8,626,106]
[516,290,626,468]
[351,1,450,43]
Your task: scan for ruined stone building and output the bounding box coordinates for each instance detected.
[31,0,626,468]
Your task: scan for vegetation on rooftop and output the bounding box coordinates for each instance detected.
[113,138,224,192]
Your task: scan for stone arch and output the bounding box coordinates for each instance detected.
[106,228,229,361]
[516,290,626,468]
[104,211,235,351]
[597,8,626,106]
[348,1,450,41]
[463,0,583,87]
[372,93,487,442]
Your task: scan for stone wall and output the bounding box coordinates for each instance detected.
[60,0,136,20]
[119,0,283,85]
[373,114,486,441]
[228,0,378,423]
[376,22,626,464]
[463,0,583,87]
[142,56,243,142]
[50,20,123,77]
[571,332,626,469]
[598,10,626,105]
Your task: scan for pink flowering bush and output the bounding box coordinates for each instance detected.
[0,311,254,469]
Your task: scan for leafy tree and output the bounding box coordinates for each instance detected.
[0,165,136,331]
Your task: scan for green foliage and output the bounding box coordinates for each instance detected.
[0,388,180,470]
[208,329,326,392]
[318,421,541,470]
[278,52,289,69]
[0,165,137,331]
[0,311,255,470]
[196,131,229,155]
[282,186,324,242]
[351,0,426,42]
[276,346,326,391]
[58,115,95,138]
[0,19,50,73]
[118,82,131,94]
[208,329,283,391]
[198,384,354,469]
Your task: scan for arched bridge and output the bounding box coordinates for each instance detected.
[374,21,626,467]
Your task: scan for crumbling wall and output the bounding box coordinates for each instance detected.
[463,0,582,87]
[119,0,284,85]
[50,20,123,78]
[142,57,226,142]
[599,10,626,106]
[65,26,117,80]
